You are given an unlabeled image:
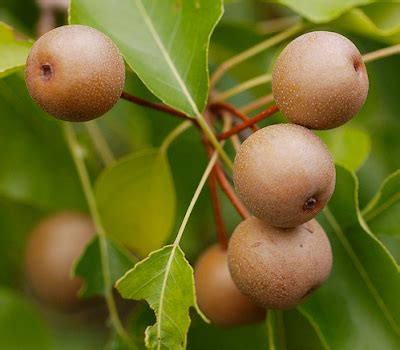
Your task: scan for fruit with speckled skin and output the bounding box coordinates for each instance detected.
[194,244,265,327]
[228,217,332,309]
[233,124,335,228]
[25,212,95,310]
[272,31,369,130]
[25,25,125,121]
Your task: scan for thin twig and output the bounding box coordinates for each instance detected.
[120,91,193,122]
[240,93,274,114]
[213,73,272,102]
[85,121,115,167]
[208,168,229,249]
[214,161,250,220]
[256,16,301,34]
[210,22,304,88]
[160,120,192,153]
[211,102,259,132]
[217,105,279,140]
[204,112,230,249]
[363,44,400,63]
[63,124,134,350]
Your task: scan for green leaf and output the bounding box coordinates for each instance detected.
[267,0,376,23]
[95,149,176,256]
[188,312,268,350]
[116,245,200,350]
[298,165,400,349]
[0,22,32,78]
[363,170,400,262]
[332,3,400,44]
[317,127,371,172]
[0,288,53,350]
[0,73,86,211]
[74,236,137,298]
[70,0,223,116]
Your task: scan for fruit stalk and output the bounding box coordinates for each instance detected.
[211,101,259,132]
[217,104,279,140]
[213,160,250,220]
[120,91,194,122]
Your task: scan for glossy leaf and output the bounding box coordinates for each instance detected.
[117,245,200,350]
[317,127,371,172]
[298,165,400,349]
[70,0,223,116]
[0,288,53,350]
[0,73,85,211]
[0,22,32,78]
[95,149,176,256]
[363,170,400,263]
[74,236,137,298]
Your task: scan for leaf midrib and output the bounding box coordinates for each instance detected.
[323,207,400,336]
[135,0,200,118]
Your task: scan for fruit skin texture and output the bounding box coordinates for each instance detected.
[25,25,125,122]
[272,31,369,130]
[25,212,96,310]
[194,244,265,327]
[233,123,335,228]
[228,217,332,309]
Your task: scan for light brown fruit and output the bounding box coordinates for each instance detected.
[272,31,369,130]
[25,212,96,310]
[25,25,125,122]
[194,244,265,327]
[233,123,335,228]
[228,217,332,309]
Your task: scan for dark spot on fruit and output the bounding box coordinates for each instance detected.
[303,197,317,210]
[251,242,262,248]
[300,244,303,248]
[353,62,359,72]
[40,64,53,81]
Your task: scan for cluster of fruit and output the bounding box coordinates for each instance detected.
[23,25,369,324]
[195,31,369,326]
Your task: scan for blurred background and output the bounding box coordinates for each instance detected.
[0,0,399,349]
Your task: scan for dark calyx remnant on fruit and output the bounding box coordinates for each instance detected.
[40,63,53,80]
[25,24,126,122]
[272,31,369,130]
[194,244,265,327]
[25,211,96,310]
[233,123,335,228]
[303,197,317,210]
[228,217,333,310]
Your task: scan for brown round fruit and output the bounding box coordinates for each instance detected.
[233,123,335,228]
[228,217,332,309]
[194,244,265,327]
[25,25,125,122]
[25,212,96,310]
[272,31,369,129]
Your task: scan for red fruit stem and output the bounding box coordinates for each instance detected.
[210,102,259,132]
[213,161,250,220]
[120,91,195,123]
[217,104,279,140]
